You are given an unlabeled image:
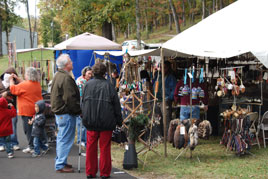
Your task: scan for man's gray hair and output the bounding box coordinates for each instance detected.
[25,67,40,82]
[56,54,70,69]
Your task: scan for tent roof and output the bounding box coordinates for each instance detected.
[162,0,268,67]
[94,49,160,57]
[54,32,122,50]
[16,48,55,54]
[94,48,190,58]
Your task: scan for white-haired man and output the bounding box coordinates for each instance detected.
[51,54,81,173]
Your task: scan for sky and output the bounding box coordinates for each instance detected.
[14,0,40,18]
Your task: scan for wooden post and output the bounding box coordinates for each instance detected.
[161,48,167,157]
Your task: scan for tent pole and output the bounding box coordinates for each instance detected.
[161,48,167,157]
[94,52,97,65]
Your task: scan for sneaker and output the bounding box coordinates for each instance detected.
[13,145,20,151]
[7,153,14,159]
[32,153,41,158]
[0,146,5,152]
[81,142,86,147]
[22,147,34,154]
[81,152,86,157]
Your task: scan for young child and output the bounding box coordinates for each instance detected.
[0,91,17,159]
[29,100,48,157]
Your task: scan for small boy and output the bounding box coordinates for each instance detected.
[0,91,17,158]
[29,100,48,157]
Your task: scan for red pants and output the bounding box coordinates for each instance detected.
[86,130,112,177]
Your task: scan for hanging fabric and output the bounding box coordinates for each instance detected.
[199,68,204,83]
[184,68,187,85]
[192,67,195,83]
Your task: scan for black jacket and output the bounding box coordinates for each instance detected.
[82,76,122,131]
[32,100,46,137]
[51,69,81,115]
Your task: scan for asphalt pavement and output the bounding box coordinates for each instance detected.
[0,118,135,179]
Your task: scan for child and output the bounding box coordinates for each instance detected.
[0,91,17,158]
[29,100,48,157]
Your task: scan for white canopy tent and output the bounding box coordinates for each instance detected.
[94,48,191,58]
[162,0,268,67]
[54,32,121,50]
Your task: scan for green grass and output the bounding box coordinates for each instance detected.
[111,137,268,178]
[0,50,54,75]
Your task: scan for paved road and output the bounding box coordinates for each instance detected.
[0,118,135,179]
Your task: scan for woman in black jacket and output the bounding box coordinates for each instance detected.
[82,62,122,179]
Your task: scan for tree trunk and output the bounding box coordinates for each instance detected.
[102,21,112,40]
[182,0,186,26]
[169,0,180,34]
[4,0,10,53]
[191,0,196,24]
[128,23,131,37]
[219,0,223,9]
[111,22,116,42]
[187,0,193,24]
[25,0,33,48]
[202,0,206,20]
[32,0,37,48]
[0,15,2,56]
[212,0,216,13]
[144,2,149,39]
[135,0,141,50]
[168,5,173,31]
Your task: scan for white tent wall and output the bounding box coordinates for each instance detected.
[162,0,268,68]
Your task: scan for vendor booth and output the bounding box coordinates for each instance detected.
[159,0,268,156]
[54,32,123,79]
[105,0,268,160]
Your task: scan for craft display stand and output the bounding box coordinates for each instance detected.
[122,90,161,165]
[219,66,262,150]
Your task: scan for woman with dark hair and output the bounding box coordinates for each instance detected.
[76,66,93,148]
[82,62,122,179]
[9,67,43,154]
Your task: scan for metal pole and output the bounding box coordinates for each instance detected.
[190,66,192,120]
[161,48,167,157]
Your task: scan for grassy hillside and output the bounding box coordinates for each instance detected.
[117,19,201,44]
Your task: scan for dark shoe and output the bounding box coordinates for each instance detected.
[65,163,73,168]
[56,166,74,173]
[101,176,110,179]
[86,174,96,178]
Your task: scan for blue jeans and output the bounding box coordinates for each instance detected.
[55,114,76,170]
[76,116,87,145]
[33,136,48,155]
[0,136,13,154]
[180,106,200,121]
[0,116,19,147]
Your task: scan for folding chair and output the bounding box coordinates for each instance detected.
[247,112,260,148]
[260,111,268,148]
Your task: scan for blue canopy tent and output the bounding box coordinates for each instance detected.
[54,32,122,79]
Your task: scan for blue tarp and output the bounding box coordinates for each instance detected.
[55,50,123,79]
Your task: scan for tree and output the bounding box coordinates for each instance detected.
[135,0,141,49]
[1,0,19,54]
[169,0,180,34]
[39,0,61,47]
[24,0,33,48]
[202,0,206,20]
[0,14,2,56]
